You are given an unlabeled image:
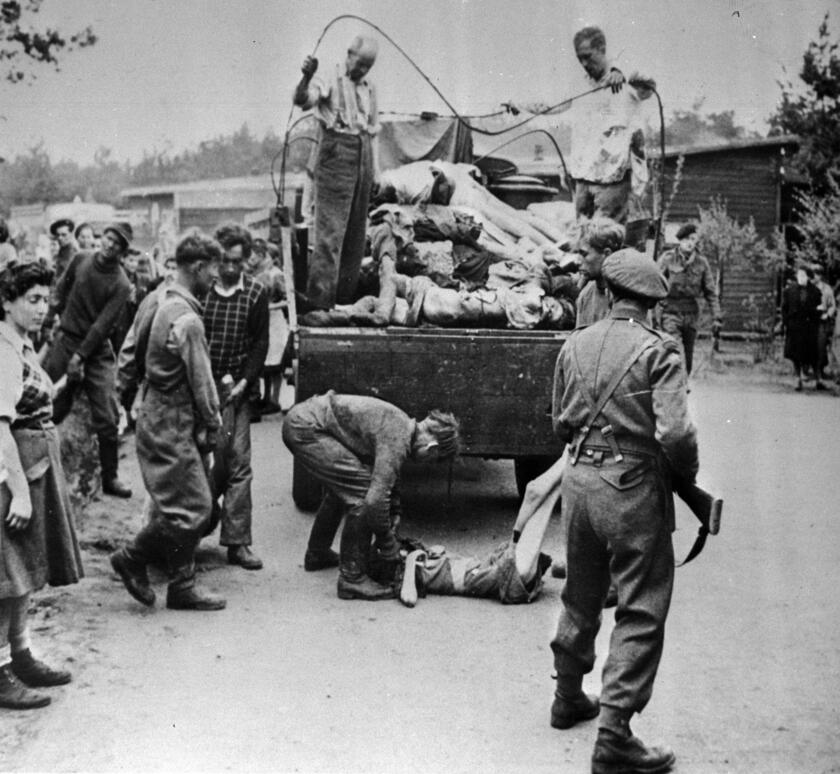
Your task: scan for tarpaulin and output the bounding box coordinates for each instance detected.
[377,117,473,171]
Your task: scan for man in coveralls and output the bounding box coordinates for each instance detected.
[549,248,699,774]
[110,233,226,611]
[282,392,460,601]
[294,36,380,310]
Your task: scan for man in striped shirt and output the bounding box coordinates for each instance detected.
[203,223,269,571]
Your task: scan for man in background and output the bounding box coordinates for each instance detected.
[657,223,721,377]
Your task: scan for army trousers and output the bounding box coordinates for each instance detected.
[550,454,674,716]
[126,384,214,592]
[661,310,699,375]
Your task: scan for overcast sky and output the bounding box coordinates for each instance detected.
[0,0,833,164]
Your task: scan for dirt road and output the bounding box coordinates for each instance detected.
[2,378,839,773]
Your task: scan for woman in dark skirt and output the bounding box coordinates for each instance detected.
[781,266,826,392]
[0,260,84,710]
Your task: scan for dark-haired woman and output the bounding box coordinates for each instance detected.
[0,261,83,709]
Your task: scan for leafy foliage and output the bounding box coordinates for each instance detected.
[789,169,840,279]
[769,13,840,192]
[0,0,96,83]
[666,101,759,148]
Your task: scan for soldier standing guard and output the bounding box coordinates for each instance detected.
[549,249,699,774]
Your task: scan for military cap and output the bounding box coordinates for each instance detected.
[103,221,134,250]
[676,223,697,240]
[602,248,669,300]
[49,218,75,236]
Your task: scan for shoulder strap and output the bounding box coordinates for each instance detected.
[570,331,656,463]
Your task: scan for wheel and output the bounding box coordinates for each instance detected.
[292,459,322,511]
[514,456,556,500]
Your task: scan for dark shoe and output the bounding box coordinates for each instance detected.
[592,730,675,774]
[260,400,283,416]
[815,381,828,391]
[102,476,132,499]
[551,692,600,729]
[11,649,71,687]
[166,587,227,611]
[337,574,396,601]
[227,545,263,570]
[551,560,567,579]
[304,548,340,572]
[110,549,155,607]
[0,665,51,709]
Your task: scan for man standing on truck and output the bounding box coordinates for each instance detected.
[509,26,654,245]
[293,35,380,311]
[549,249,697,774]
[282,392,460,601]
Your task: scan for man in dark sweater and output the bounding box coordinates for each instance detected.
[43,221,134,498]
[202,223,269,570]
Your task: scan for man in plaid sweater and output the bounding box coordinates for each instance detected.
[203,224,269,570]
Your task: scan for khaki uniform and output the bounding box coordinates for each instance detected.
[550,300,698,718]
[657,248,720,375]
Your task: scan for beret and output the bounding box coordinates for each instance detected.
[676,223,697,240]
[602,248,669,301]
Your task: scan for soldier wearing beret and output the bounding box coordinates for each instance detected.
[657,223,721,376]
[549,248,699,774]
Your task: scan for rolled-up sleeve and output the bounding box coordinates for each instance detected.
[0,340,22,422]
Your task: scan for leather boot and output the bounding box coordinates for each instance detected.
[110,547,155,606]
[166,586,227,611]
[0,664,51,709]
[227,545,263,570]
[11,649,71,687]
[304,493,344,570]
[98,433,132,498]
[591,729,675,774]
[551,673,600,729]
[304,548,340,571]
[336,512,394,601]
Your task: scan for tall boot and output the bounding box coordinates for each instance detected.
[110,522,163,607]
[98,432,132,498]
[550,672,600,729]
[336,511,394,601]
[304,492,343,571]
[163,536,226,611]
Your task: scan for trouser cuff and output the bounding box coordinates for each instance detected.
[599,704,632,737]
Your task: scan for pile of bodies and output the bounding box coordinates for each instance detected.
[300,161,582,331]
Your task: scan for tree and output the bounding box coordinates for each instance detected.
[769,13,840,192]
[788,169,840,282]
[666,101,759,148]
[0,0,96,84]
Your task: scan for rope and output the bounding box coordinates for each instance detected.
[278,13,667,248]
[472,128,570,190]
